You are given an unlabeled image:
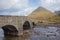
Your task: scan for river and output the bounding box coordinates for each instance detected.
[0,26,60,40]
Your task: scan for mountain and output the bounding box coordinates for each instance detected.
[28,7,55,19]
[55,11,60,15]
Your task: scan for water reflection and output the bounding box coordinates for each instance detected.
[0,27,60,40]
[0,28,31,40]
[3,36,18,40]
[3,33,31,40]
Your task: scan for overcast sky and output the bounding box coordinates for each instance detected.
[0,0,60,16]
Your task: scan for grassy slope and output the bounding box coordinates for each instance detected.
[28,7,56,25]
[28,7,55,19]
[50,15,60,24]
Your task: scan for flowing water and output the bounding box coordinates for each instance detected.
[0,26,60,40]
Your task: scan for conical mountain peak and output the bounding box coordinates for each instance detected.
[28,7,55,19]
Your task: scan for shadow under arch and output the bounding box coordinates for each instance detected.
[2,25,18,36]
[23,21,31,30]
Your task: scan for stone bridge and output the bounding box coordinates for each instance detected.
[0,15,33,36]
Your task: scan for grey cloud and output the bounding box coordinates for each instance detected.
[40,0,60,12]
[0,8,21,12]
[0,0,18,9]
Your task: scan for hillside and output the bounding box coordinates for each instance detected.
[28,7,57,25]
[28,7,55,19]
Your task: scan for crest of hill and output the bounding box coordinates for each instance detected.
[28,7,55,19]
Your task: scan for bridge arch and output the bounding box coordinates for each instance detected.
[2,25,18,36]
[23,21,31,30]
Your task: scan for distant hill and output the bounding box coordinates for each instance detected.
[28,7,55,19]
[55,11,60,15]
[55,11,60,17]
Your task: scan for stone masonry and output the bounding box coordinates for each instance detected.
[0,15,33,36]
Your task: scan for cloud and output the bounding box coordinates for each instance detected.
[0,0,37,16]
[0,8,20,12]
[22,7,37,16]
[0,0,29,10]
[40,0,60,12]
[0,0,19,10]
[13,6,37,16]
[1,0,60,16]
[0,0,30,16]
[11,0,28,9]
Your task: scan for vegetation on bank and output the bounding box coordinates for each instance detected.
[32,14,60,25]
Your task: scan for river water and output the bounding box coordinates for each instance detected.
[0,26,60,40]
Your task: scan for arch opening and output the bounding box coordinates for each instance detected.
[2,25,18,36]
[32,22,36,26]
[23,21,31,30]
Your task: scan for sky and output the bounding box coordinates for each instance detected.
[0,0,60,16]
